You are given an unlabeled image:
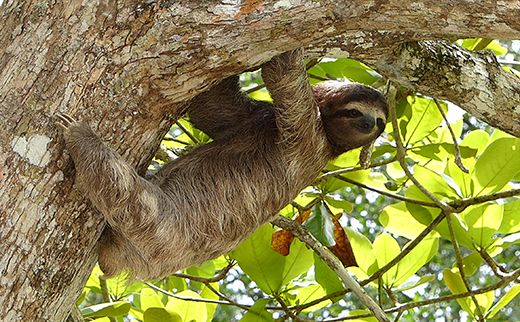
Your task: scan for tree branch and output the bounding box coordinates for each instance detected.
[271,215,390,322]
[363,41,520,138]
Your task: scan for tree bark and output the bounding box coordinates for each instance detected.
[0,0,519,321]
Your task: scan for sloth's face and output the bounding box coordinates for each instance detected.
[313,82,388,156]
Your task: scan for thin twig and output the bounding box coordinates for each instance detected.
[450,188,520,212]
[446,213,485,320]
[433,98,469,173]
[175,121,199,144]
[316,157,397,183]
[274,293,309,322]
[324,267,520,321]
[172,261,236,283]
[478,248,510,278]
[330,175,438,208]
[363,211,447,285]
[387,83,453,213]
[144,281,251,311]
[161,136,192,146]
[99,278,117,322]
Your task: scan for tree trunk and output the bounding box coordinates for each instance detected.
[0,0,519,321]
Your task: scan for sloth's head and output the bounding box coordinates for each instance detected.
[313,81,388,157]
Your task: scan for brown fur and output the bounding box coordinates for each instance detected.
[56,49,388,280]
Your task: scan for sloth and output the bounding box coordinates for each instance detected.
[56,49,388,280]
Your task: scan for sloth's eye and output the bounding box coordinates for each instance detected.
[346,109,362,118]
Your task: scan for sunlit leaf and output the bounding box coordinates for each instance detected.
[460,203,503,248]
[314,253,344,297]
[166,290,207,322]
[394,235,438,287]
[413,165,462,199]
[345,310,379,322]
[380,202,428,239]
[459,253,483,277]
[400,96,446,146]
[443,269,473,315]
[472,137,520,196]
[281,237,314,285]
[140,288,164,311]
[232,224,313,294]
[241,298,273,322]
[201,283,219,322]
[231,225,285,293]
[292,283,330,312]
[434,214,475,250]
[345,228,378,277]
[143,308,182,322]
[394,275,435,292]
[487,285,520,318]
[498,198,520,234]
[81,301,132,318]
[325,196,354,214]
[373,233,400,287]
[308,59,380,85]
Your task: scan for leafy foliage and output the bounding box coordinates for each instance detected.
[78,39,520,322]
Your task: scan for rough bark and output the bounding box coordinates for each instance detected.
[0,0,519,321]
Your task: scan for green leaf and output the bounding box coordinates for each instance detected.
[187,261,216,290]
[308,59,380,85]
[281,238,314,285]
[460,203,503,248]
[373,233,400,287]
[394,235,438,287]
[498,198,520,234]
[304,203,335,246]
[459,253,483,277]
[487,284,520,318]
[90,318,111,322]
[314,253,344,296]
[379,202,428,239]
[231,225,285,293]
[143,308,182,322]
[446,158,473,198]
[106,276,143,300]
[231,224,312,294]
[201,283,219,322]
[240,298,274,322]
[140,288,164,311]
[434,214,475,250]
[344,228,377,277]
[166,290,207,322]
[345,310,379,322]
[81,302,132,318]
[413,166,462,199]
[394,275,435,292]
[443,269,473,315]
[400,96,445,146]
[472,137,520,196]
[324,196,353,213]
[484,40,509,56]
[460,129,489,157]
[292,284,329,312]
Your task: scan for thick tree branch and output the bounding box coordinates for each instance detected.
[363,41,520,138]
[1,1,520,321]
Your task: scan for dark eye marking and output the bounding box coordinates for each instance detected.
[335,109,363,118]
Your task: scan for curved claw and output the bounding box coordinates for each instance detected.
[55,113,77,130]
